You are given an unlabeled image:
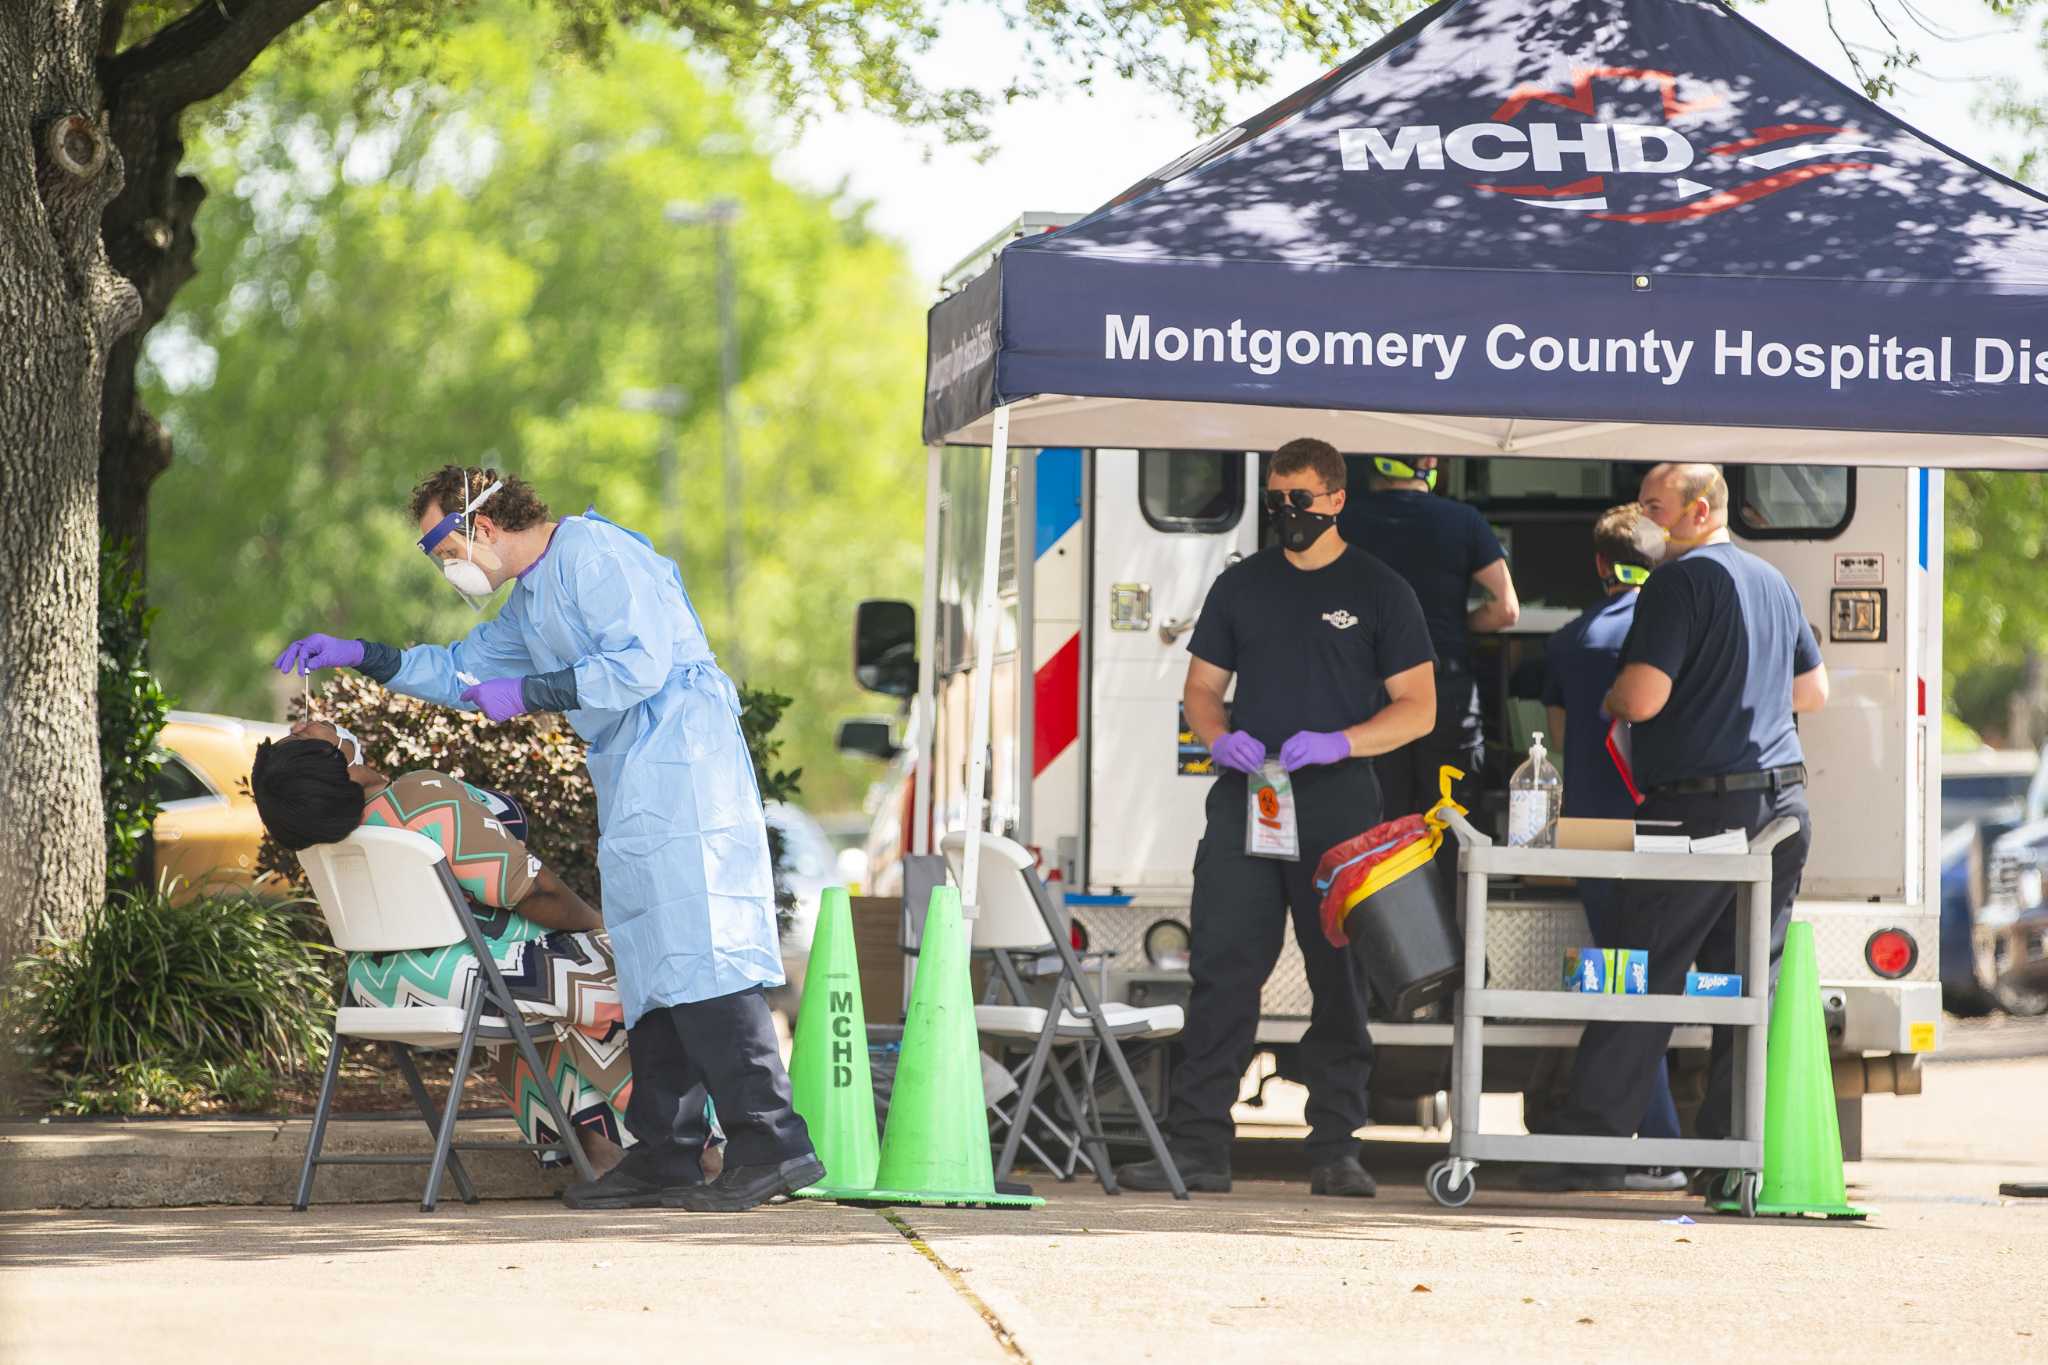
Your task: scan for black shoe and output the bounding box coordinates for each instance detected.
[1115,1152,1231,1193]
[1309,1153,1378,1198]
[563,1154,702,1210]
[1519,1162,1627,1192]
[663,1153,827,1212]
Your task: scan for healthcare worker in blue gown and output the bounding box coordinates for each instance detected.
[276,464,822,1212]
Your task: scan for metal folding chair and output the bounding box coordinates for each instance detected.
[293,825,597,1212]
[941,832,1189,1199]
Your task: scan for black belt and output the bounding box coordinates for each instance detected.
[1648,764,1807,799]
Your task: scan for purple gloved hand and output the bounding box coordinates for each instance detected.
[461,677,528,723]
[1280,729,1352,772]
[1208,730,1267,775]
[274,633,364,676]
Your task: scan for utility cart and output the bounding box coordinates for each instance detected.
[1425,811,1803,1214]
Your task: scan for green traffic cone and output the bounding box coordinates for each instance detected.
[1715,921,1870,1219]
[838,885,1040,1209]
[788,888,881,1198]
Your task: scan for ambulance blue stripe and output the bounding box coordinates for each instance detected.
[1035,447,1083,559]
[1916,467,1929,569]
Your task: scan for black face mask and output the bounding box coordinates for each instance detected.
[1275,504,1337,552]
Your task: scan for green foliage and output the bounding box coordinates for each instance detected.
[7,887,338,1097]
[1942,711,1987,754]
[1946,472,2048,676]
[50,1055,281,1118]
[98,538,172,892]
[146,6,924,810]
[740,686,803,808]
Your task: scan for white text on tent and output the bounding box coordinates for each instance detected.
[1104,314,1467,380]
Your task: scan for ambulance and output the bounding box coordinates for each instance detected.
[839,215,1944,1159]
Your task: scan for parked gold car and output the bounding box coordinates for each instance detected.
[153,711,292,901]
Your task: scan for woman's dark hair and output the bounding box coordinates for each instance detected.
[250,737,364,851]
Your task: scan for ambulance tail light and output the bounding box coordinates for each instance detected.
[1864,928,1918,979]
[1070,920,1090,953]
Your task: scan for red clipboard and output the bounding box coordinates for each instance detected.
[1606,718,1645,807]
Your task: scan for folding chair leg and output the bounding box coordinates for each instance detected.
[1044,1045,1119,1194]
[293,1026,344,1213]
[1093,1029,1186,1200]
[393,1045,479,1205]
[423,995,487,1212]
[996,1010,1062,1183]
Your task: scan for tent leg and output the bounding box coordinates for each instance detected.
[913,441,942,859]
[961,406,1010,912]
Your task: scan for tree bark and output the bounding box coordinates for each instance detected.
[0,2,142,969]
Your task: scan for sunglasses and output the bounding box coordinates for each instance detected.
[1262,488,1333,512]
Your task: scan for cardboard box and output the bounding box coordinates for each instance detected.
[1557,817,1634,852]
[1685,971,1743,997]
[1564,947,1649,994]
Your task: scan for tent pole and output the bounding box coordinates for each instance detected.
[913,442,942,858]
[961,406,1011,913]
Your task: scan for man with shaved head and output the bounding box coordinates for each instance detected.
[1524,462,1828,1193]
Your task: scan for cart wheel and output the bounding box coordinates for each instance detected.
[1738,1171,1759,1219]
[1426,1160,1475,1209]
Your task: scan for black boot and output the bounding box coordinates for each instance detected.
[1114,1150,1231,1193]
[663,1152,827,1212]
[1309,1153,1378,1198]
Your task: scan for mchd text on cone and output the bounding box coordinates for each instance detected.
[1715,920,1870,1219]
[837,885,1040,1209]
[789,887,880,1198]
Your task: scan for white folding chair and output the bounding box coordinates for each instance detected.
[942,832,1188,1199]
[293,825,596,1212]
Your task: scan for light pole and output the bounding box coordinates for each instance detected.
[664,196,743,670]
[619,385,687,565]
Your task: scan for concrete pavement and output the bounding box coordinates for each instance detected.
[4,1053,2044,1363]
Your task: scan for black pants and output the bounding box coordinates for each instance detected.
[1167,761,1381,1165]
[1557,784,1811,1142]
[624,985,813,1178]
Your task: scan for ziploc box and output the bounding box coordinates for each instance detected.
[1685,971,1743,997]
[1564,948,1649,994]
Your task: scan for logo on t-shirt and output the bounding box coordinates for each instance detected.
[1322,609,1359,630]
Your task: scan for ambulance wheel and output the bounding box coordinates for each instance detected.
[1738,1171,1760,1219]
[1426,1160,1474,1209]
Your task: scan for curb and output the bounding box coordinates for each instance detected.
[0,1117,572,1210]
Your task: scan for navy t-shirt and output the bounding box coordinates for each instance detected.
[1620,543,1822,791]
[1542,591,1640,819]
[1337,489,1506,671]
[1187,544,1436,754]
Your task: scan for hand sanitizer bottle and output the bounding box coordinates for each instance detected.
[1509,732,1562,848]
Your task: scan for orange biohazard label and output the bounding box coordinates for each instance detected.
[1257,786,1280,819]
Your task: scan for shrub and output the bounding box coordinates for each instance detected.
[99,538,172,892]
[7,886,338,1087]
[259,673,805,919]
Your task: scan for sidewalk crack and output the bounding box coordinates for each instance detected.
[882,1211,1029,1361]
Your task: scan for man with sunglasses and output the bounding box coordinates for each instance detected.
[1118,437,1436,1198]
[1523,464,1826,1192]
[273,464,823,1213]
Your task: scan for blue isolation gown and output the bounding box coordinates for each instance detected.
[385,511,780,1026]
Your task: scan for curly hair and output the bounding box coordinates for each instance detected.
[407,465,552,531]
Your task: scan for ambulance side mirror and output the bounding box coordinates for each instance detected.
[836,717,902,761]
[854,598,918,697]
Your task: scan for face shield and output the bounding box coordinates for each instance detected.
[417,475,506,610]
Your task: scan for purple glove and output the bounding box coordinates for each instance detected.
[1208,730,1267,775]
[1280,729,1352,772]
[461,677,528,723]
[274,633,364,676]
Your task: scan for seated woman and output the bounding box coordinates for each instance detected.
[251,720,718,1182]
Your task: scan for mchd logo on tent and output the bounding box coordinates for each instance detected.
[1338,65,1888,223]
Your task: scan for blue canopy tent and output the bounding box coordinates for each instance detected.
[921,0,2048,893]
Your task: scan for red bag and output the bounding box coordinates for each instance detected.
[1315,814,1430,948]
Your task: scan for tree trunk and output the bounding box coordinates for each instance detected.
[0,3,142,969]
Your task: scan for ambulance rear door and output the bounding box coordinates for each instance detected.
[1086,449,1260,891]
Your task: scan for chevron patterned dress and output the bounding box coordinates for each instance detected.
[344,771,636,1155]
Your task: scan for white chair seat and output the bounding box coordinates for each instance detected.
[335,1006,512,1047]
[976,1001,1184,1040]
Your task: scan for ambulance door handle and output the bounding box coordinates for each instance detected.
[1159,616,1196,645]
